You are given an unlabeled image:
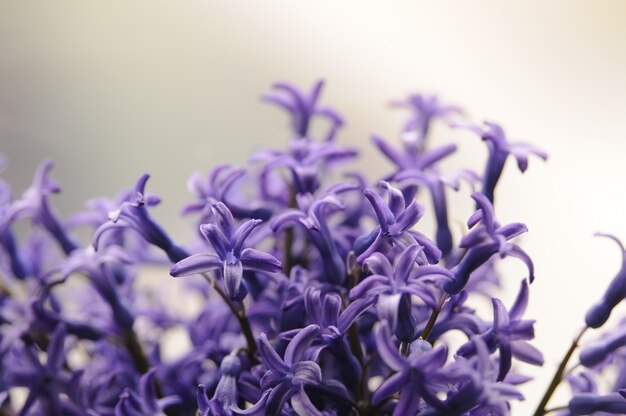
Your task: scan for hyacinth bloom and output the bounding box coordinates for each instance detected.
[182,165,271,222]
[170,202,282,300]
[585,233,626,328]
[355,181,440,264]
[457,280,544,381]
[18,78,626,416]
[350,244,452,341]
[246,325,342,416]
[391,93,462,148]
[262,79,343,141]
[196,355,241,416]
[444,192,534,294]
[454,121,547,203]
[579,324,626,368]
[568,392,626,415]
[372,321,447,415]
[114,369,180,416]
[93,173,188,263]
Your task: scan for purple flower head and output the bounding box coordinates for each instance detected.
[390,93,462,151]
[183,165,271,223]
[0,160,79,257]
[585,233,626,329]
[579,324,626,368]
[246,325,343,416]
[197,354,241,416]
[447,337,524,415]
[171,202,282,300]
[272,193,349,285]
[253,137,357,197]
[113,368,180,416]
[351,244,451,341]
[93,174,188,263]
[262,79,344,141]
[444,192,534,295]
[568,391,626,415]
[395,168,480,257]
[355,181,440,264]
[457,280,543,381]
[454,121,547,203]
[5,323,69,415]
[372,321,448,415]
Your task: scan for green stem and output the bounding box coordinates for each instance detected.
[419,293,448,342]
[201,273,259,364]
[533,326,588,416]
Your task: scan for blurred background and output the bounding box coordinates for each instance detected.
[1,1,626,412]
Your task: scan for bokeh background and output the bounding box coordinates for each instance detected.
[1,1,626,413]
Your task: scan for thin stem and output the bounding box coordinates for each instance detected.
[283,186,297,276]
[201,273,259,365]
[419,293,449,342]
[533,326,588,416]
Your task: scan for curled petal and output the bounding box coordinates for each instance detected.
[240,248,282,273]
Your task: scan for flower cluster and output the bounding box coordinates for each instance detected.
[0,79,623,415]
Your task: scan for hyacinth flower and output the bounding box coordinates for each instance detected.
[579,325,626,368]
[437,337,524,415]
[454,121,547,204]
[355,181,440,264]
[444,192,534,295]
[4,323,71,415]
[0,160,79,257]
[262,79,344,141]
[279,287,375,386]
[246,325,345,416]
[252,135,358,198]
[457,280,544,381]
[114,369,181,416]
[396,168,480,257]
[196,354,241,416]
[0,179,31,279]
[568,391,626,415]
[391,93,462,150]
[372,321,448,415]
[171,202,282,300]
[585,233,626,329]
[93,174,188,263]
[272,193,349,285]
[183,164,272,222]
[350,244,452,342]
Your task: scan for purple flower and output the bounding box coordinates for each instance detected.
[444,192,534,295]
[114,369,180,416]
[580,324,626,368]
[454,121,547,203]
[355,181,440,264]
[585,233,626,329]
[0,160,79,257]
[372,321,447,415]
[5,323,69,415]
[457,280,543,381]
[390,93,462,150]
[272,192,353,285]
[197,354,241,416]
[568,391,626,415]
[350,244,451,340]
[170,202,282,300]
[93,174,188,263]
[445,337,524,415]
[262,79,344,141]
[183,165,271,222]
[245,325,339,416]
